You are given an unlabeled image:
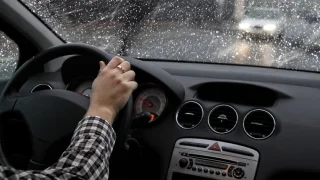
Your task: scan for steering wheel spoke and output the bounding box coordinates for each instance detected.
[0,96,19,114]
[27,137,53,170]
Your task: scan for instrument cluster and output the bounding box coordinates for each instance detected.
[66,79,168,122]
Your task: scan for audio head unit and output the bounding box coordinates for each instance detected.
[167,138,259,180]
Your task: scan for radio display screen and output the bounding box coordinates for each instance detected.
[172,172,216,180]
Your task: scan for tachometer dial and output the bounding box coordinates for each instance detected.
[80,87,92,97]
[66,77,94,98]
[73,80,93,97]
[134,88,167,121]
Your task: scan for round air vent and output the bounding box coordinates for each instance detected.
[243,109,276,140]
[30,84,52,93]
[208,105,238,134]
[176,101,203,129]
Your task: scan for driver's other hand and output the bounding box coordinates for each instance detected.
[86,56,138,125]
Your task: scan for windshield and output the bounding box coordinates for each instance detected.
[245,9,280,19]
[21,0,320,72]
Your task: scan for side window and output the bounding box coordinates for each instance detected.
[0,31,18,78]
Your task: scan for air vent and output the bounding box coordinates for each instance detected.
[30,84,52,93]
[176,101,203,129]
[243,109,276,140]
[208,105,238,134]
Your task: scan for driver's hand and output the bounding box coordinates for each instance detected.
[85,56,138,125]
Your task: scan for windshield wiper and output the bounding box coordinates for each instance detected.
[117,1,159,56]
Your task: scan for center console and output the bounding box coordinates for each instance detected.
[167,138,259,180]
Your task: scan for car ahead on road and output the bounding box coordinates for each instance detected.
[238,8,285,39]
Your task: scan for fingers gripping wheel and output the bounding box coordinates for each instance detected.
[0,43,133,169]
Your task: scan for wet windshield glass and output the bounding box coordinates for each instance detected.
[21,0,320,72]
[245,9,280,19]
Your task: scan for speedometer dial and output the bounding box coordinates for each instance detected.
[66,77,94,98]
[134,88,167,121]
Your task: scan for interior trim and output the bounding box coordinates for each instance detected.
[243,109,276,140]
[30,84,53,93]
[207,104,239,134]
[176,101,204,130]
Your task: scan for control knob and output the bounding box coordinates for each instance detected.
[233,168,245,179]
[179,158,188,168]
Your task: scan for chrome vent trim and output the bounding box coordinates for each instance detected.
[208,104,238,134]
[176,101,204,130]
[30,84,53,93]
[243,109,276,140]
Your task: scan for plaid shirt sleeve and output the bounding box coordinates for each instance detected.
[0,116,116,180]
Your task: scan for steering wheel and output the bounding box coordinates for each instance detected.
[0,43,133,169]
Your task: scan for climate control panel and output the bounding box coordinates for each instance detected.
[167,138,259,180]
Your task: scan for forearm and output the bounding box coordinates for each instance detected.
[85,105,116,125]
[49,116,116,179]
[0,116,116,180]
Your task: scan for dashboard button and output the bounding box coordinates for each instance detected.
[239,150,254,157]
[216,171,220,175]
[179,141,209,148]
[188,142,198,146]
[233,168,245,179]
[210,169,214,174]
[208,142,221,151]
[196,143,210,148]
[192,166,197,171]
[181,152,188,156]
[204,168,208,173]
[179,158,188,168]
[222,172,227,176]
[222,147,254,157]
[187,159,193,169]
[238,162,246,166]
[195,159,228,169]
[179,141,191,146]
[228,166,235,177]
[198,167,203,172]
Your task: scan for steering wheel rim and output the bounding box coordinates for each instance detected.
[0,43,133,169]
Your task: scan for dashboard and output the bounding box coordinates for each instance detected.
[15,55,320,180]
[143,61,320,180]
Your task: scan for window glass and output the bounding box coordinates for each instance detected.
[0,31,18,78]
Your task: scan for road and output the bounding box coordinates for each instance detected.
[125,21,320,71]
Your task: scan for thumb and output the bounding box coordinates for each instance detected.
[99,61,106,72]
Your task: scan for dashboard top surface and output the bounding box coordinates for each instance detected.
[146,60,320,88]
